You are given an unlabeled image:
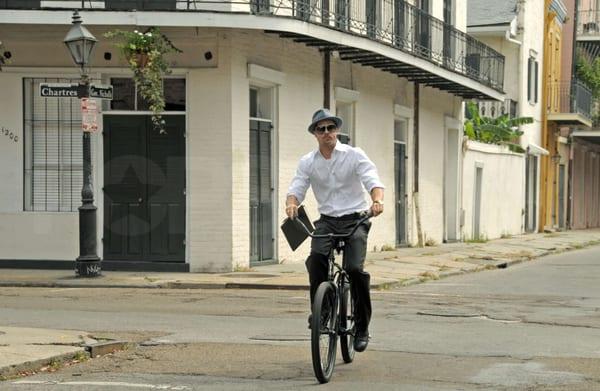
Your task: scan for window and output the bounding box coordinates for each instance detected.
[249,87,273,120]
[24,78,84,212]
[109,77,186,111]
[335,102,354,145]
[528,57,539,104]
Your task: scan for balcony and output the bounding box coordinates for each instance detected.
[577,10,600,60]
[0,0,504,98]
[547,80,593,128]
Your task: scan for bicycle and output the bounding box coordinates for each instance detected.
[294,209,373,383]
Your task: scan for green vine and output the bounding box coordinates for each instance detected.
[104,28,182,133]
[464,102,533,153]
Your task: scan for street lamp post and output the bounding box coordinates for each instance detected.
[64,11,101,277]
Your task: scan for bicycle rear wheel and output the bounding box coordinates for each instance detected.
[311,281,338,383]
[340,282,355,363]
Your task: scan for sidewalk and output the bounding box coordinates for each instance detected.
[2,229,600,379]
[1,229,600,290]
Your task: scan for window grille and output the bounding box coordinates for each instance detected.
[23,78,86,212]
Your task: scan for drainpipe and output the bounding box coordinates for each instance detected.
[505,30,522,46]
[413,83,424,247]
[567,0,579,230]
[323,49,331,109]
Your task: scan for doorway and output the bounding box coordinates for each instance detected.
[103,115,186,262]
[558,164,566,229]
[394,119,408,246]
[250,119,274,263]
[473,164,483,239]
[525,155,538,232]
[445,127,459,242]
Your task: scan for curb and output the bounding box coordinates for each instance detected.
[84,341,130,358]
[0,349,88,379]
[0,242,597,291]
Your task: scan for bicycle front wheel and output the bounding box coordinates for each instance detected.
[340,283,355,363]
[311,281,338,383]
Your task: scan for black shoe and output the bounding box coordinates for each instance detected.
[354,331,370,352]
[308,314,312,329]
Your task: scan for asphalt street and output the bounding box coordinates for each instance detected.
[1,246,600,390]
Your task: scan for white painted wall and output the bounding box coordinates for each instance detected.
[469,0,544,147]
[187,33,233,272]
[417,86,461,245]
[0,71,88,260]
[0,25,477,270]
[461,141,525,239]
[455,0,468,32]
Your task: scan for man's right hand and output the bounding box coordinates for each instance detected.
[286,204,299,219]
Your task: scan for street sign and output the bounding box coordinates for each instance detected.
[40,83,113,100]
[89,84,113,100]
[40,83,79,98]
[81,98,98,133]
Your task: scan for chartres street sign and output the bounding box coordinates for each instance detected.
[40,83,79,98]
[40,83,113,100]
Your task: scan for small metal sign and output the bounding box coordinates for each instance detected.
[40,83,113,100]
[89,84,113,100]
[81,98,98,133]
[40,83,79,98]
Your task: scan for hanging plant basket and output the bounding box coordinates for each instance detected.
[104,27,182,133]
[134,52,150,68]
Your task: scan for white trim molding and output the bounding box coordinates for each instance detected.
[527,142,549,156]
[334,87,360,103]
[394,104,413,118]
[247,63,285,87]
[444,115,462,130]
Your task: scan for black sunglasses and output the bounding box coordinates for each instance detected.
[314,124,338,134]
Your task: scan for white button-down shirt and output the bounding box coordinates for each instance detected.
[287,142,385,217]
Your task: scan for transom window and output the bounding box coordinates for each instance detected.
[109,77,186,111]
[336,102,354,145]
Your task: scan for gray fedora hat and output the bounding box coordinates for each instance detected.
[307,108,343,133]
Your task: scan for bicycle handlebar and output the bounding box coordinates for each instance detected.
[293,209,374,240]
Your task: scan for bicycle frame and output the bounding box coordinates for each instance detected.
[294,209,372,384]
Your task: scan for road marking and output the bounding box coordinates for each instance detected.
[12,380,190,390]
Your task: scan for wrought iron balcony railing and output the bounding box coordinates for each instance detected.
[475,99,517,119]
[548,79,592,120]
[0,0,505,91]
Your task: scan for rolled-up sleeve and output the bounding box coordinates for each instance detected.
[354,148,385,192]
[287,157,311,204]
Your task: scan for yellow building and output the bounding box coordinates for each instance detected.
[541,0,591,231]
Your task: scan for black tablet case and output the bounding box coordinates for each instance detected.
[281,205,315,251]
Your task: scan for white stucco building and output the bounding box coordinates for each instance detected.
[466,0,545,239]
[0,0,503,272]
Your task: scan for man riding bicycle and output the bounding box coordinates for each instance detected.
[285,108,385,353]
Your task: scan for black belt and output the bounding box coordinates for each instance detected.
[321,211,367,221]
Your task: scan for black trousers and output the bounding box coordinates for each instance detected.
[305,213,372,333]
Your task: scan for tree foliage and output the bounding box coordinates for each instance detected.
[464,102,533,153]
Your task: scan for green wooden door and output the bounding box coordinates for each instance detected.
[249,119,274,263]
[103,115,185,262]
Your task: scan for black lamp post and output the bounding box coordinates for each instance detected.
[64,11,101,277]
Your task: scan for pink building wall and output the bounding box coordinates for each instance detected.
[571,141,600,228]
[562,0,575,82]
